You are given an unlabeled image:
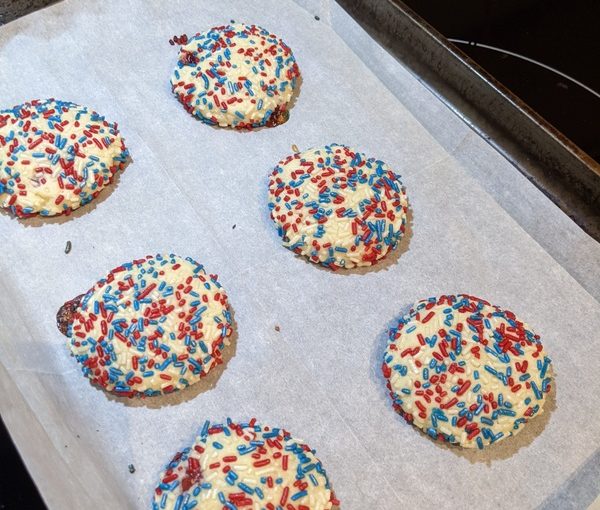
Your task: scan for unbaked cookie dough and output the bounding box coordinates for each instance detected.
[0,99,128,217]
[268,144,409,269]
[153,419,339,510]
[382,294,553,448]
[62,254,233,397]
[170,23,300,128]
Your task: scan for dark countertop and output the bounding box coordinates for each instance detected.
[0,417,45,509]
[0,0,57,25]
[401,0,600,166]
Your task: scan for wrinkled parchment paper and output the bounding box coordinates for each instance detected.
[1,1,599,508]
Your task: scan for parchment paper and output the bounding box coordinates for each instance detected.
[302,0,600,302]
[1,1,599,509]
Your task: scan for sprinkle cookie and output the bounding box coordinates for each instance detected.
[0,99,128,217]
[268,144,408,269]
[153,418,339,510]
[383,294,553,449]
[170,23,300,128]
[63,254,233,397]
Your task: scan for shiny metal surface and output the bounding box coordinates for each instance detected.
[337,0,600,239]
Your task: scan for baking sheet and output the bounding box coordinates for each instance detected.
[1,1,599,509]
[308,0,600,303]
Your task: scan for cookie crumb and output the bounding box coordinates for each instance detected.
[128,464,136,474]
[275,325,280,332]
[65,240,72,254]
[291,144,299,153]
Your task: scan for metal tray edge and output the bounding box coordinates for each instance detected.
[336,0,600,240]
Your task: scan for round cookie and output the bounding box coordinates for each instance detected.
[170,23,300,128]
[0,99,128,217]
[153,418,339,510]
[382,294,553,449]
[65,254,233,397]
[268,144,408,269]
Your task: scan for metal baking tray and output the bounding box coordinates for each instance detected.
[337,0,600,240]
[1,1,599,509]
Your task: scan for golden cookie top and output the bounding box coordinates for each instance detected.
[171,23,300,128]
[383,294,553,448]
[0,99,128,217]
[68,254,232,397]
[268,144,408,269]
[153,419,338,510]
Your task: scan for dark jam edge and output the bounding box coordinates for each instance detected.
[56,293,85,336]
[265,105,290,128]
